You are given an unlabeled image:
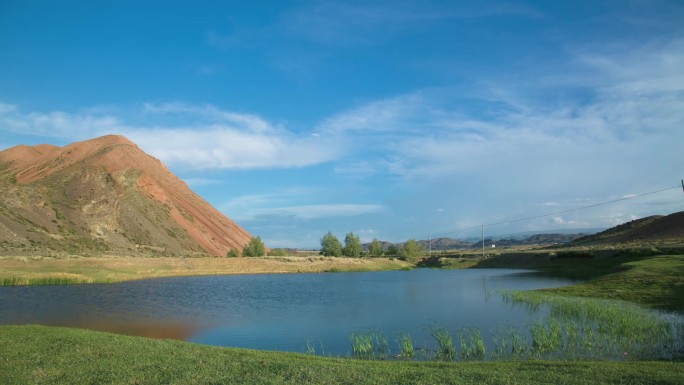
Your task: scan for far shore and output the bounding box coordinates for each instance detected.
[0,255,412,285]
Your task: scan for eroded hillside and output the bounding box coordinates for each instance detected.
[0,135,252,256]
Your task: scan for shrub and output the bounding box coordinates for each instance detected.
[242,236,266,257]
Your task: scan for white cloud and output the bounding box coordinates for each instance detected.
[318,92,428,133]
[126,126,337,170]
[323,38,684,194]
[220,194,282,220]
[230,203,384,222]
[0,105,124,138]
[553,216,576,226]
[220,189,385,222]
[142,102,275,133]
[357,228,379,243]
[333,161,385,179]
[0,102,342,170]
[263,204,384,220]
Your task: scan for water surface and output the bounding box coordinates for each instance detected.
[0,269,577,355]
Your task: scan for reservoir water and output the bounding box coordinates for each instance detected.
[0,269,577,356]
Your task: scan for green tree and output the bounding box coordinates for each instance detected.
[386,244,399,257]
[399,239,423,263]
[343,232,362,258]
[320,231,342,257]
[242,236,266,257]
[368,238,383,257]
[226,249,239,258]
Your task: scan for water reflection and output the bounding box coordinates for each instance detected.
[0,269,578,355]
[45,320,201,340]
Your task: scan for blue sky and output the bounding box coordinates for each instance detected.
[1,1,683,247]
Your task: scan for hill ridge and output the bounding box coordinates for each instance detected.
[572,212,684,246]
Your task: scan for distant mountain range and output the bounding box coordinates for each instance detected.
[362,212,684,251]
[0,135,252,256]
[363,233,590,252]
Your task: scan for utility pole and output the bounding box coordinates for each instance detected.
[481,224,485,258]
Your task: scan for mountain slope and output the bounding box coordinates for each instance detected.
[0,135,252,256]
[571,212,684,246]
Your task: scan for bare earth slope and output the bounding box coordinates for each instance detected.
[0,135,252,256]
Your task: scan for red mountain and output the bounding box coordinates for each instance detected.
[0,135,252,256]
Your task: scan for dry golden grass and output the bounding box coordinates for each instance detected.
[0,255,411,285]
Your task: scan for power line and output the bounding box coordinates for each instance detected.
[434,183,681,238]
[484,185,680,227]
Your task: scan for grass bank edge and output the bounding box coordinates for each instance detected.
[2,325,683,385]
[466,247,684,312]
[536,254,684,312]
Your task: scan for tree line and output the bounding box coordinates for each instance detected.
[320,231,423,263]
[229,232,425,263]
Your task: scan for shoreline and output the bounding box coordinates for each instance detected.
[2,250,684,383]
[0,255,412,286]
[2,325,682,385]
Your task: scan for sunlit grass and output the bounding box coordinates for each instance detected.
[0,255,412,285]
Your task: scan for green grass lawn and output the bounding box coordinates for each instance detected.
[1,325,683,385]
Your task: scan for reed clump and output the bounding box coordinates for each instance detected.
[349,331,391,360]
[429,326,456,361]
[324,292,684,362]
[501,291,684,361]
[395,332,414,359]
[0,276,105,285]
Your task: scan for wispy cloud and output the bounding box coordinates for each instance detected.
[318,92,430,134]
[356,228,379,243]
[227,200,385,222]
[320,37,684,189]
[333,161,386,179]
[0,103,124,139]
[266,204,385,220]
[0,102,342,170]
[281,1,543,46]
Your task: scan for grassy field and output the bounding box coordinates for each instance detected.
[1,325,683,385]
[0,255,411,285]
